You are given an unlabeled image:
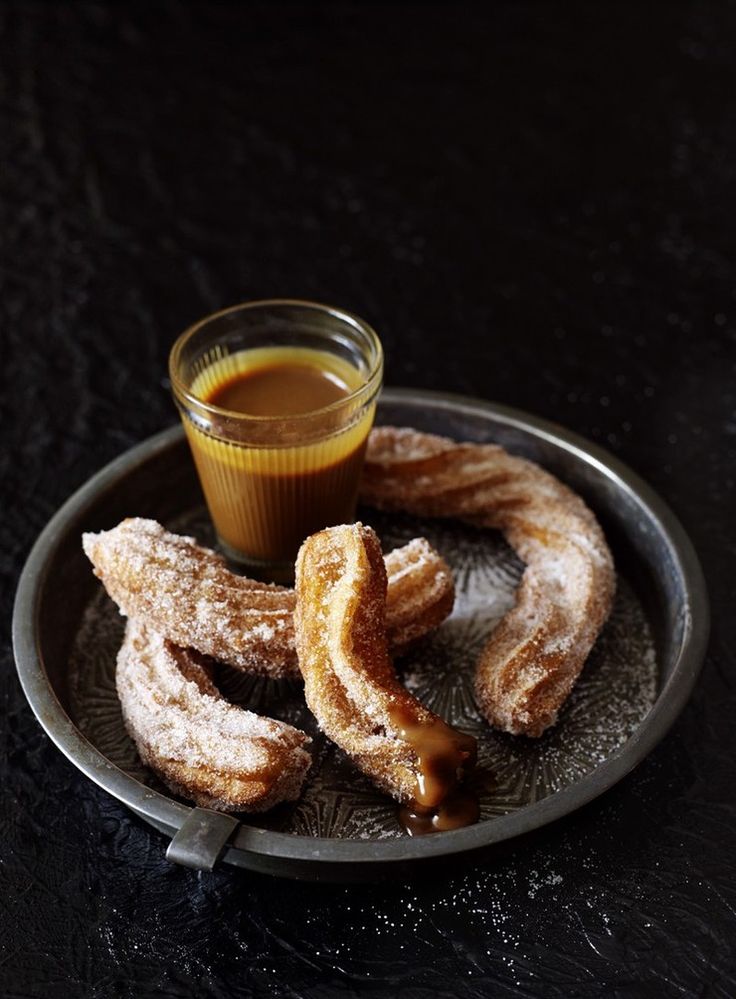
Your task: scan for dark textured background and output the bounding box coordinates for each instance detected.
[2,2,735,996]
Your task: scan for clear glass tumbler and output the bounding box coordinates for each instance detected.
[169,299,383,580]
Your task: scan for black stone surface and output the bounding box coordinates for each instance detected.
[1,2,734,996]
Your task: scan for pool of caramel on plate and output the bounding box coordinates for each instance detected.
[389,702,480,836]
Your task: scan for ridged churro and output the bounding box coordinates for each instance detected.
[83,519,454,678]
[294,523,477,827]
[361,426,616,737]
[117,618,311,812]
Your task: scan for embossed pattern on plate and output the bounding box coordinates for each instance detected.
[69,504,657,840]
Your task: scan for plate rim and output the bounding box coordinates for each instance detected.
[12,387,710,870]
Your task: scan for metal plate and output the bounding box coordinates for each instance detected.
[12,389,709,880]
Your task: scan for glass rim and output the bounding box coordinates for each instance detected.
[169,298,384,425]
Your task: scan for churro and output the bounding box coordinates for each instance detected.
[294,523,477,829]
[83,519,454,678]
[362,426,616,737]
[117,618,311,812]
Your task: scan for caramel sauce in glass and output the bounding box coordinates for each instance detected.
[184,346,375,571]
[209,362,350,415]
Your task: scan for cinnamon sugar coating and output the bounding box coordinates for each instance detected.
[294,523,475,805]
[362,426,616,737]
[117,619,311,812]
[83,519,454,678]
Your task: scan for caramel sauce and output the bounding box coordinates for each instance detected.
[184,347,374,569]
[399,789,481,837]
[196,439,369,567]
[388,703,480,836]
[208,362,350,416]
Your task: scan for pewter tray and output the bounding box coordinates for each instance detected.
[13,390,708,880]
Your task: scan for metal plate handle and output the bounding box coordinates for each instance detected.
[166,807,239,870]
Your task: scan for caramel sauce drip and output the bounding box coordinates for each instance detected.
[388,703,479,836]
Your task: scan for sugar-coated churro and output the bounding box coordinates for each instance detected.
[117,618,311,812]
[294,523,477,829]
[83,518,454,678]
[361,426,616,737]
